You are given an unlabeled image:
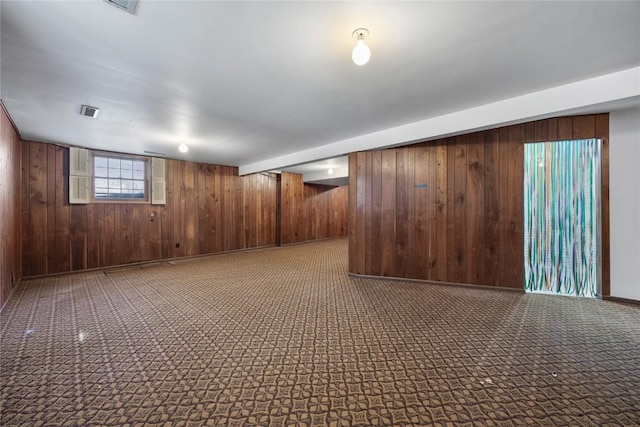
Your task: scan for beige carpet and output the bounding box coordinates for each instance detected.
[1,238,639,426]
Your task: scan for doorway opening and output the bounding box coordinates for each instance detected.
[523,138,602,297]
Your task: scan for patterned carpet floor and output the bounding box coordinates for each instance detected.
[1,238,639,426]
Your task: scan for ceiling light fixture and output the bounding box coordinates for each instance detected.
[328,168,334,175]
[178,143,189,153]
[351,28,371,66]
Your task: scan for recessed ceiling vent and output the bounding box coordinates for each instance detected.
[80,105,100,119]
[103,0,138,15]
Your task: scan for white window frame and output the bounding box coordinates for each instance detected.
[68,147,166,205]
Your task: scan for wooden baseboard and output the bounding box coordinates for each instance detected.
[348,273,524,293]
[602,295,640,306]
[0,278,22,314]
[20,244,279,280]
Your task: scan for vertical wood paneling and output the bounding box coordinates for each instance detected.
[394,149,407,276]
[22,143,343,276]
[87,203,104,268]
[595,114,610,297]
[46,145,57,272]
[349,153,357,273]
[572,115,596,140]
[497,127,511,287]
[483,129,500,286]
[452,136,467,284]
[364,153,373,272]
[426,145,438,280]
[303,184,348,242]
[414,146,430,279]
[558,116,573,140]
[349,114,609,293]
[280,172,305,245]
[29,142,47,275]
[434,143,447,281]
[380,150,396,276]
[70,204,87,271]
[466,132,485,285]
[54,145,70,273]
[355,152,366,274]
[506,125,524,288]
[370,151,382,274]
[1,105,22,308]
[197,164,208,255]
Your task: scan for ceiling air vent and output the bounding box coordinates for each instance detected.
[80,105,100,119]
[103,0,138,14]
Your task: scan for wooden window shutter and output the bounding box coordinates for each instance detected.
[151,157,166,205]
[69,147,89,204]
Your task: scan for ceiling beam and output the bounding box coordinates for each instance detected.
[239,67,640,176]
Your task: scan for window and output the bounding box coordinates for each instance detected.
[69,147,165,205]
[93,155,147,200]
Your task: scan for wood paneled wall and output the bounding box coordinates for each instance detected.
[20,142,349,277]
[280,172,304,245]
[21,140,278,276]
[1,105,22,308]
[349,114,610,294]
[304,184,348,241]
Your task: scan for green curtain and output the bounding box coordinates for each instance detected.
[524,139,601,297]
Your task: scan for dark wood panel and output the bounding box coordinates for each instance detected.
[414,146,430,279]
[355,152,366,274]
[303,183,348,243]
[426,145,438,280]
[558,116,573,140]
[54,146,70,273]
[46,145,57,272]
[466,132,485,285]
[380,150,396,276]
[29,142,48,275]
[280,172,305,245]
[348,153,357,273]
[197,164,208,255]
[452,135,467,284]
[483,129,500,286]
[497,127,511,287]
[572,115,596,140]
[506,125,524,289]
[1,105,22,308]
[595,113,610,296]
[369,151,382,274]
[434,142,447,281]
[19,142,306,275]
[348,114,609,292]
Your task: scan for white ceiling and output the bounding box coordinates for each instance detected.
[2,1,639,180]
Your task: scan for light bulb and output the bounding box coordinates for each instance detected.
[352,40,371,66]
[178,143,189,153]
[328,168,334,175]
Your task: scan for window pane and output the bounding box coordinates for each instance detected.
[92,154,148,201]
[133,160,145,171]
